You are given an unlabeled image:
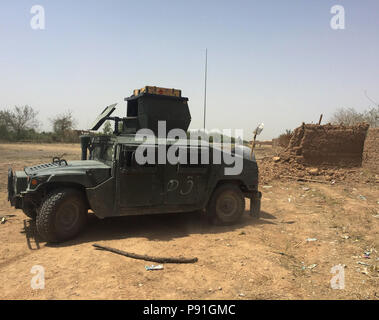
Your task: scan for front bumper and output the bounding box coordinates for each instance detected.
[8,169,28,209]
[8,168,15,205]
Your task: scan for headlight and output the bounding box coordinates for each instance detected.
[28,176,49,189]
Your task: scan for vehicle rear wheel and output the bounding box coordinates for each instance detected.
[36,188,87,243]
[207,184,245,225]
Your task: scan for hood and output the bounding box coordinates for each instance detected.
[24,160,110,176]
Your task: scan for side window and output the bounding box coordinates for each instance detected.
[119,146,157,171]
[90,144,114,164]
[120,148,134,168]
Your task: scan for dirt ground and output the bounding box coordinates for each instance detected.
[0,143,378,300]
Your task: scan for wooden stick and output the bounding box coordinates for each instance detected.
[318,114,323,125]
[93,244,198,264]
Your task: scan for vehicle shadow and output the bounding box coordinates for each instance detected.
[45,209,277,248]
[20,219,42,250]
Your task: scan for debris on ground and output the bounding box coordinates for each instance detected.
[301,262,318,270]
[0,214,16,219]
[0,214,16,224]
[258,140,377,184]
[145,264,164,271]
[308,168,319,176]
[361,267,369,275]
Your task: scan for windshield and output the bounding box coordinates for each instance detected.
[90,144,114,164]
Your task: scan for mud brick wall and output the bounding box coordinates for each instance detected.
[285,123,370,166]
[362,128,379,173]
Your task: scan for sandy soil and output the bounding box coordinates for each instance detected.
[0,143,378,300]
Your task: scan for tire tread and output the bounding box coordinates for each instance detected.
[36,188,86,243]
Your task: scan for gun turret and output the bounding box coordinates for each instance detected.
[123,86,191,135]
[90,87,191,136]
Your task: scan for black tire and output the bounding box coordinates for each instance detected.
[36,188,87,243]
[207,184,245,225]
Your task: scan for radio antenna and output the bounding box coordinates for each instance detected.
[203,48,208,130]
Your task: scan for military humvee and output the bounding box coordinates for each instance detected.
[8,87,261,242]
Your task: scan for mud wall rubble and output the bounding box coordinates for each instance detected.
[283,123,370,167]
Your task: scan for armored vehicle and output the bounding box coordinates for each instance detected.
[8,86,261,242]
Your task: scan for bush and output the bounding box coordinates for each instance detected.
[0,106,80,143]
[330,106,378,127]
[276,129,293,148]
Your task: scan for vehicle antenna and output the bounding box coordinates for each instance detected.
[203,48,208,130]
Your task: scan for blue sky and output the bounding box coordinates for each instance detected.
[0,0,378,140]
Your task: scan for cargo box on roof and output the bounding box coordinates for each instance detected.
[133,86,181,98]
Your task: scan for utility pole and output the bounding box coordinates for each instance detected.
[203,48,208,130]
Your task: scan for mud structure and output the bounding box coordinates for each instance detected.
[362,128,379,173]
[284,123,369,167]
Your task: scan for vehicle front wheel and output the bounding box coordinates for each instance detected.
[36,188,87,243]
[207,184,245,225]
[23,207,37,220]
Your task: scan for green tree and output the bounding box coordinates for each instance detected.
[50,110,76,134]
[0,105,39,140]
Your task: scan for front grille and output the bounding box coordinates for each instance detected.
[25,162,59,174]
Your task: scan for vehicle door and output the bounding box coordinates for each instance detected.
[164,146,208,206]
[118,145,163,208]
